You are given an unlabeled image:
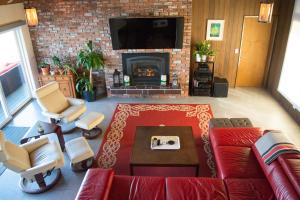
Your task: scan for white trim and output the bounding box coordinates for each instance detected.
[15,29,34,96]
[0,82,12,128]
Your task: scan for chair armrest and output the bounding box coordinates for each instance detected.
[42,111,63,120]
[20,136,49,153]
[67,97,85,106]
[20,160,57,180]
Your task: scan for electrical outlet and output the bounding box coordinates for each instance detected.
[234,48,239,54]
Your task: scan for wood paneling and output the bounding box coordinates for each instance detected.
[191,0,279,87]
[236,17,272,87]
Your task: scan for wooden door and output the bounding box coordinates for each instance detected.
[236,17,272,87]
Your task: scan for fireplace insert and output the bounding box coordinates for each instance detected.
[122,53,169,85]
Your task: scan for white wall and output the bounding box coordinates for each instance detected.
[0,3,39,91]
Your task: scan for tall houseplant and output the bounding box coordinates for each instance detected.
[76,41,104,101]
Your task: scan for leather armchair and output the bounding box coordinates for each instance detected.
[35,81,86,124]
[0,131,65,193]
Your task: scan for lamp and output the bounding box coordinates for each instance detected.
[113,69,121,87]
[25,8,38,26]
[258,1,274,23]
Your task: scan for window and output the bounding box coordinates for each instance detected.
[278,0,300,111]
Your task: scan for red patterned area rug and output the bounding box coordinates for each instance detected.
[95,104,216,177]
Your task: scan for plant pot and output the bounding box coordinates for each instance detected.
[201,55,207,62]
[195,54,201,62]
[82,87,97,102]
[208,55,215,62]
[41,66,50,75]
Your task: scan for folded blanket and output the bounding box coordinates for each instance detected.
[255,130,300,165]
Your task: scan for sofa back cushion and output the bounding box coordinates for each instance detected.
[109,175,165,200]
[252,145,300,200]
[209,128,264,179]
[166,177,228,200]
[225,178,275,200]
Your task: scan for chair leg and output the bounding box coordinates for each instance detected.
[35,173,46,188]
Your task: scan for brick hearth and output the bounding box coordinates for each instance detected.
[26,0,192,96]
[110,85,181,97]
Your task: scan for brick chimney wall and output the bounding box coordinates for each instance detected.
[26,0,192,96]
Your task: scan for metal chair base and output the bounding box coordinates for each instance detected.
[19,169,62,194]
[82,127,102,139]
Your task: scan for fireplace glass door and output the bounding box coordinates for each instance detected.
[122,53,169,86]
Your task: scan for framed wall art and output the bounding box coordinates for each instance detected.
[206,20,225,41]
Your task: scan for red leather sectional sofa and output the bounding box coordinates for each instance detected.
[76,127,300,200]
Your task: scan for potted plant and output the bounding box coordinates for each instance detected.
[193,41,211,62]
[207,49,216,62]
[75,73,95,102]
[52,56,64,75]
[76,40,104,101]
[38,61,50,75]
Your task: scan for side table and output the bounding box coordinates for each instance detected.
[20,121,65,151]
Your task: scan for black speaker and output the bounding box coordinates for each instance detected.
[213,77,228,97]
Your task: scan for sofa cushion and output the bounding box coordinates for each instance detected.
[109,175,165,200]
[278,154,300,196]
[166,177,228,200]
[225,178,275,200]
[214,146,264,179]
[210,128,262,148]
[75,168,114,200]
[252,145,299,200]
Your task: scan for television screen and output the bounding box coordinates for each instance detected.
[109,17,184,50]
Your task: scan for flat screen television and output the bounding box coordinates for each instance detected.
[109,17,184,50]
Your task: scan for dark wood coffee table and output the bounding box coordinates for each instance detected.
[130,126,199,176]
[20,121,65,151]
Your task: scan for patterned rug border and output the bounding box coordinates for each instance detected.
[96,103,216,177]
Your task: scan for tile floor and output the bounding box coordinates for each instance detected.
[0,87,299,200]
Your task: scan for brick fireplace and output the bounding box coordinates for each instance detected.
[26,0,192,97]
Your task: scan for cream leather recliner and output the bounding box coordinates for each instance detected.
[0,131,64,193]
[35,81,87,124]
